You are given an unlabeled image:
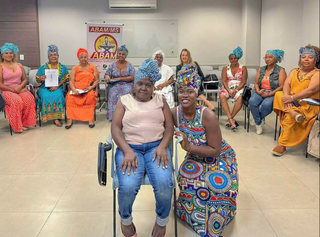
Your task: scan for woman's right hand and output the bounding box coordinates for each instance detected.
[175,131,191,152]
[120,149,138,175]
[257,89,265,96]
[40,75,46,81]
[104,75,111,83]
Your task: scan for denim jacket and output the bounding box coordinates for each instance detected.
[258,64,283,91]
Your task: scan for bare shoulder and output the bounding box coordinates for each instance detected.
[202,106,217,123]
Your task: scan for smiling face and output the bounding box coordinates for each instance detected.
[48,52,58,64]
[181,51,189,65]
[178,86,197,108]
[1,51,14,62]
[229,54,239,66]
[264,53,276,66]
[134,77,154,102]
[118,50,127,62]
[300,54,316,69]
[79,53,88,64]
[155,54,163,67]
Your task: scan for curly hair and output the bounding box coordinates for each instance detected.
[299,44,320,69]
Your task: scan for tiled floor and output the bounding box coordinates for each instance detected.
[0,104,319,237]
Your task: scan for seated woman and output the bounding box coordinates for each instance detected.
[104,45,135,121]
[176,49,216,111]
[0,43,36,133]
[220,46,248,130]
[65,48,99,129]
[249,49,286,134]
[273,45,320,156]
[173,64,238,237]
[36,45,69,126]
[111,58,174,237]
[153,50,175,108]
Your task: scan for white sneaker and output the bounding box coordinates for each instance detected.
[250,118,256,126]
[256,124,263,135]
[23,127,29,131]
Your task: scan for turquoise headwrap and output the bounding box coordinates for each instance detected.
[134,58,161,85]
[266,49,285,63]
[1,43,19,54]
[176,64,201,93]
[117,45,128,56]
[229,46,243,59]
[48,44,59,57]
[299,47,316,61]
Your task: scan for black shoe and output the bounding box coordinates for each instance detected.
[234,120,239,127]
[89,123,95,128]
[65,122,73,129]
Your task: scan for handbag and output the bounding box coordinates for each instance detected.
[203,74,219,89]
[242,85,252,106]
[0,92,5,112]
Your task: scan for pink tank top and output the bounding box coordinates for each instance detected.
[121,93,165,145]
[1,65,22,89]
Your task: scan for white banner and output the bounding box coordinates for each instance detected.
[87,23,123,79]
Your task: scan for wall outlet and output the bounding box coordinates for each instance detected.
[20,54,25,60]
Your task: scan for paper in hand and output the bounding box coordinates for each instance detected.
[45,69,59,87]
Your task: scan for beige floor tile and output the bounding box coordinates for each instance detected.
[236,179,259,210]
[222,132,266,150]
[292,172,319,198]
[263,209,319,237]
[0,212,50,237]
[0,175,72,212]
[54,174,113,212]
[38,212,112,237]
[241,171,319,209]
[0,175,18,194]
[222,210,277,237]
[76,149,99,174]
[23,149,88,175]
[277,153,320,172]
[0,150,40,175]
[47,132,97,150]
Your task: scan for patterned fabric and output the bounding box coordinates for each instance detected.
[36,63,69,122]
[219,64,244,100]
[176,105,238,237]
[299,47,317,61]
[117,45,129,55]
[176,64,201,93]
[134,58,161,84]
[152,49,165,59]
[229,46,243,59]
[77,48,88,59]
[2,91,36,132]
[1,43,19,54]
[154,64,175,108]
[47,45,59,57]
[266,49,284,63]
[105,62,135,120]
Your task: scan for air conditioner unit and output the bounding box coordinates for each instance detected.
[109,0,157,9]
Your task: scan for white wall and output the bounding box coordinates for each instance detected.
[261,0,319,71]
[38,0,244,67]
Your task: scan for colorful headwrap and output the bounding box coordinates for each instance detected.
[1,43,19,54]
[176,64,201,93]
[299,47,317,61]
[117,45,128,56]
[152,49,165,60]
[48,44,59,57]
[266,49,285,63]
[134,58,161,85]
[77,48,88,59]
[229,46,243,59]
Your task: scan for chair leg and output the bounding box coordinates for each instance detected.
[217,101,220,120]
[173,187,178,237]
[274,115,278,141]
[247,107,250,133]
[64,109,67,123]
[244,106,247,129]
[9,124,12,136]
[113,189,116,237]
[306,135,309,158]
[39,112,42,127]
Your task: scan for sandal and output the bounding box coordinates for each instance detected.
[54,119,62,127]
[121,222,137,237]
[227,117,237,130]
[151,223,166,237]
[295,114,305,123]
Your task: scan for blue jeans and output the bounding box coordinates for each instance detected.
[116,139,173,227]
[249,92,274,125]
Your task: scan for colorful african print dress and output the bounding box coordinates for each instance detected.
[176,105,238,237]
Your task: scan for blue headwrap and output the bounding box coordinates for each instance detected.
[176,64,201,93]
[266,49,285,63]
[134,58,161,85]
[229,46,243,59]
[117,45,128,56]
[299,47,316,60]
[1,43,19,54]
[48,44,59,57]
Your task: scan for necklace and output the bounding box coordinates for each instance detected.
[298,68,315,81]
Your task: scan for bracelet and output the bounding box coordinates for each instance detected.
[188,145,192,153]
[291,95,294,101]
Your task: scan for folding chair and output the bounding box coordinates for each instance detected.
[98,134,182,237]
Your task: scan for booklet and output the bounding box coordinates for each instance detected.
[69,89,89,95]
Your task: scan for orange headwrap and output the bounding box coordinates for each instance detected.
[77,48,88,59]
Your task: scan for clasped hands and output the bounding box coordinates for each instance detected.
[257,89,270,98]
[282,94,295,110]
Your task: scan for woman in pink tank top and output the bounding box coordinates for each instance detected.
[111,58,174,237]
[0,43,36,133]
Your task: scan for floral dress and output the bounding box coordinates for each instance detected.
[176,104,238,237]
[219,64,244,100]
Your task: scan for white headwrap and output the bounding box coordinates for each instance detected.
[152,50,165,60]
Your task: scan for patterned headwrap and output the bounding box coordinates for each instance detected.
[266,49,285,63]
[1,43,19,54]
[77,48,88,59]
[229,46,243,59]
[299,47,317,61]
[117,45,128,56]
[152,49,165,60]
[48,44,59,57]
[176,64,201,93]
[134,58,161,85]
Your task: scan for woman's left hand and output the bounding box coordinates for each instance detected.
[153,146,170,169]
[85,86,93,91]
[282,94,293,104]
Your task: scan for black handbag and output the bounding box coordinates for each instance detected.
[242,86,252,106]
[0,92,5,112]
[203,74,219,89]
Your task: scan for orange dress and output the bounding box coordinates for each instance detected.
[66,64,97,121]
[273,68,320,147]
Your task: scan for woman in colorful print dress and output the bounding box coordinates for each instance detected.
[104,45,135,121]
[172,64,238,237]
[36,45,69,126]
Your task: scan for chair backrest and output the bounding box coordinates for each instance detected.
[246,68,257,86]
[206,69,222,81]
[28,69,38,87]
[218,65,225,71]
